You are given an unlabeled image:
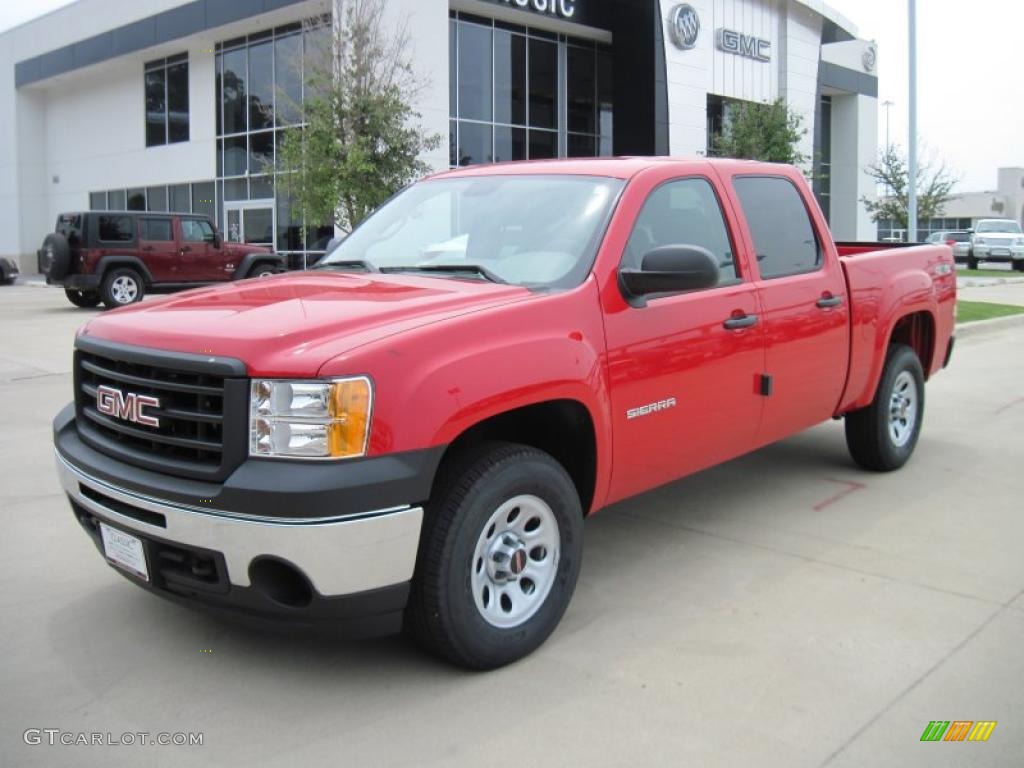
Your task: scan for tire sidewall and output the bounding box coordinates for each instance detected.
[41,234,70,280]
[441,453,583,667]
[874,346,925,468]
[101,268,144,308]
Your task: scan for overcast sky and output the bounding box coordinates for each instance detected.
[2,0,1020,192]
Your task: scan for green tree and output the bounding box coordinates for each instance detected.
[712,98,808,166]
[274,0,440,234]
[860,145,958,230]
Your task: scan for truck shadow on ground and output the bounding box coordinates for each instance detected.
[47,423,874,697]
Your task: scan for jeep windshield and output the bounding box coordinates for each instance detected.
[976,221,1022,234]
[317,175,624,289]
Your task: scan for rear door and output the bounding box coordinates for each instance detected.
[138,217,178,282]
[602,175,766,503]
[724,173,850,445]
[178,217,217,281]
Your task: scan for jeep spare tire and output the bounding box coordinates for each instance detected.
[40,234,71,280]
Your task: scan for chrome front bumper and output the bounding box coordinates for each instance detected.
[57,451,424,597]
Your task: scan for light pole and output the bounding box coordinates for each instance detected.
[907,0,918,242]
[882,100,894,152]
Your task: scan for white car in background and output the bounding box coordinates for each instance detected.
[968,219,1024,271]
[926,230,971,263]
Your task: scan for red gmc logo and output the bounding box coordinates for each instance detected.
[96,385,161,428]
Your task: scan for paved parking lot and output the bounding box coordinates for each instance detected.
[1,283,1022,767]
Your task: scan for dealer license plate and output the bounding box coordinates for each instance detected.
[100,522,149,582]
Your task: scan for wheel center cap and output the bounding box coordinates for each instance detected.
[487,533,527,583]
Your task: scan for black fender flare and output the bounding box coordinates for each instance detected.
[233,252,286,280]
[96,256,155,286]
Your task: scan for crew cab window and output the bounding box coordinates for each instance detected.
[97,216,134,243]
[182,219,214,242]
[140,218,173,241]
[733,176,821,279]
[624,178,738,285]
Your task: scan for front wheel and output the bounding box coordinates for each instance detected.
[1013,260,1024,273]
[845,344,925,471]
[406,442,583,669]
[100,268,145,309]
[967,254,979,270]
[64,289,101,308]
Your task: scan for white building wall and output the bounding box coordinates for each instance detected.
[828,93,876,240]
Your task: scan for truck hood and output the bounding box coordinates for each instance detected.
[976,233,1021,243]
[78,272,534,376]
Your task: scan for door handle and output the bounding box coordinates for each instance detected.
[816,295,844,309]
[723,314,758,330]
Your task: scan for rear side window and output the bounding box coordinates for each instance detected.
[97,215,134,242]
[733,176,821,279]
[624,177,739,285]
[950,232,969,242]
[140,218,173,241]
[181,219,214,242]
[56,214,83,244]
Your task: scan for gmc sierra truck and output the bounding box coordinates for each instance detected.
[53,158,956,669]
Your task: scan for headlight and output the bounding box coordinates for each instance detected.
[1015,237,1024,246]
[249,377,372,459]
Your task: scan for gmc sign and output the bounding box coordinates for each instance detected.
[96,385,161,428]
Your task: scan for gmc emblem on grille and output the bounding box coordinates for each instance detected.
[96,385,161,428]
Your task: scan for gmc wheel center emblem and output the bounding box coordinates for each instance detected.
[96,385,161,428]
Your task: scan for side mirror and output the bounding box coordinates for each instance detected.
[211,231,222,248]
[619,245,720,305]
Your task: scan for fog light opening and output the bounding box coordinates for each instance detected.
[248,557,314,608]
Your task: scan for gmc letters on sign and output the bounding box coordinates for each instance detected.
[493,0,577,20]
[717,28,771,62]
[96,385,161,428]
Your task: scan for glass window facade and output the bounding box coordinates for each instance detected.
[877,217,974,243]
[145,54,189,147]
[449,12,613,167]
[215,18,331,269]
[90,181,217,216]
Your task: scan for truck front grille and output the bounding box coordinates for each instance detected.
[74,342,248,481]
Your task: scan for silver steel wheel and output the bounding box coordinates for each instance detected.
[888,370,918,447]
[470,494,560,629]
[111,275,139,304]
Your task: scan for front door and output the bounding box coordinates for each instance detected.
[224,202,274,248]
[602,176,766,504]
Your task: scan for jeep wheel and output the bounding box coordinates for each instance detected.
[100,268,145,309]
[40,234,71,280]
[845,343,925,472]
[251,264,277,278]
[64,289,101,308]
[406,442,584,669]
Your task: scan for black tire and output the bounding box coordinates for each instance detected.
[1013,261,1024,273]
[64,289,101,308]
[406,442,584,669]
[249,263,277,279]
[100,268,145,309]
[40,234,71,280]
[845,344,925,472]
[967,254,979,270]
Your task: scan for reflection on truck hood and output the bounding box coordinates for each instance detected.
[78,272,534,376]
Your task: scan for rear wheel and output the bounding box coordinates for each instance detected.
[1013,260,1024,273]
[100,268,145,309]
[967,254,979,270]
[64,289,100,308]
[845,344,925,472]
[406,442,584,669]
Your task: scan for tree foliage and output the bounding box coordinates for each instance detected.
[274,0,440,234]
[860,145,958,229]
[712,98,808,166]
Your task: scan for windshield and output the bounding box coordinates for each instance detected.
[976,221,1022,234]
[319,175,624,288]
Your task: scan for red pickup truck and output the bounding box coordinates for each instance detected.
[53,158,955,668]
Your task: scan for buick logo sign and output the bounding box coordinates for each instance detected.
[96,384,161,428]
[669,4,700,50]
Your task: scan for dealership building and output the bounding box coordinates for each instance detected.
[0,0,879,274]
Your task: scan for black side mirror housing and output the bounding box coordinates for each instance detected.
[619,245,720,306]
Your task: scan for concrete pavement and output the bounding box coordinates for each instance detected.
[1,284,1021,767]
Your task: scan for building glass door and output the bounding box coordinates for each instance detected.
[224,201,275,246]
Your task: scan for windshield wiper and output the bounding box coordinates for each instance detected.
[381,264,508,284]
[312,259,380,273]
